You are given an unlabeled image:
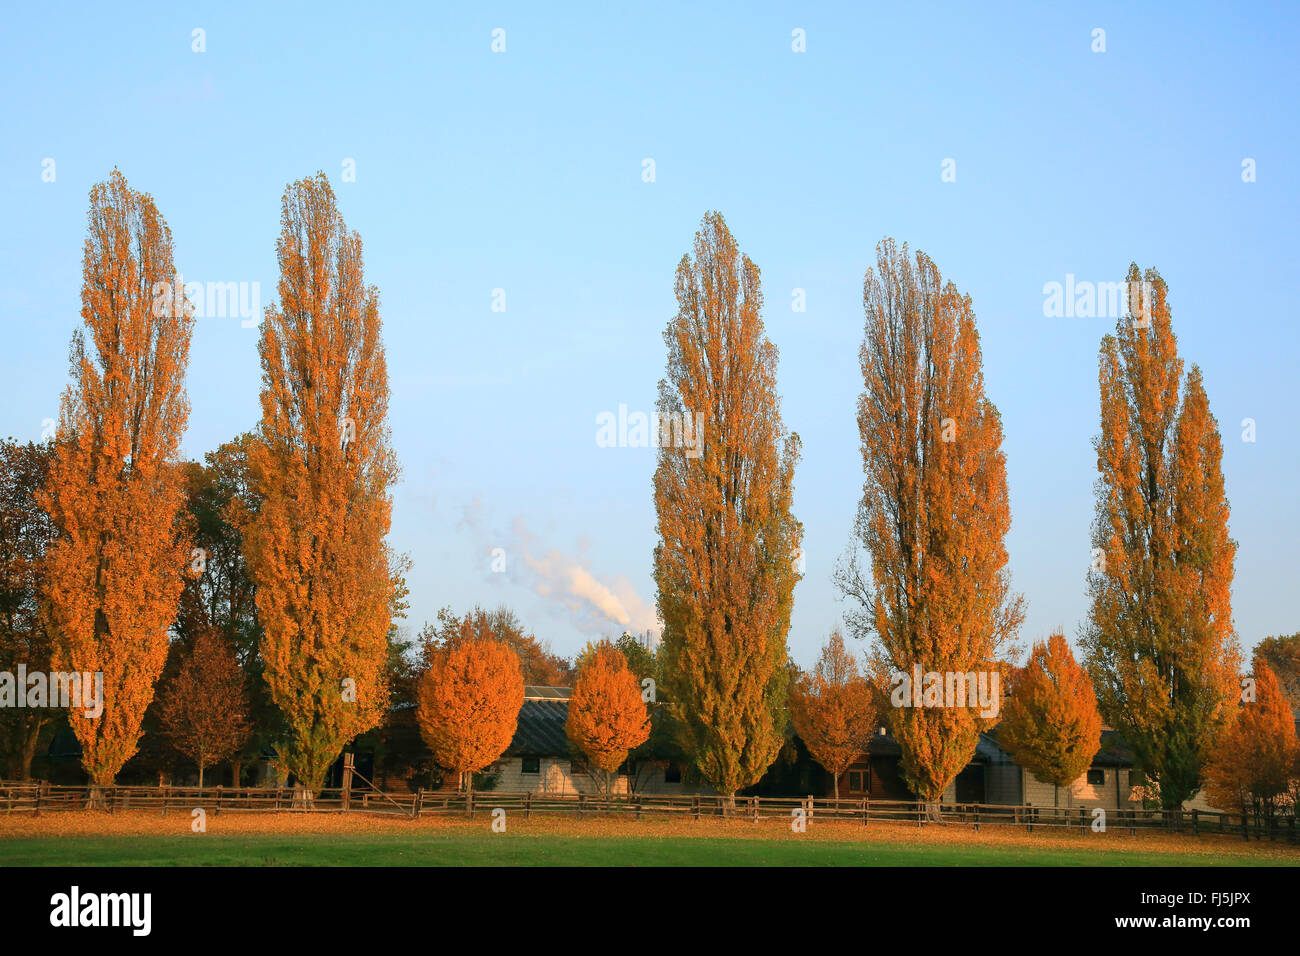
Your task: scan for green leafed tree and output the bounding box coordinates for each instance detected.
[1081,265,1240,810]
[653,212,802,806]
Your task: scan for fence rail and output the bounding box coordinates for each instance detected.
[0,781,1294,843]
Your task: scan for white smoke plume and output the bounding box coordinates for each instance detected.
[510,516,660,636]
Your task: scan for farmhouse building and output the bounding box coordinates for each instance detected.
[486,686,708,796]
[483,687,1176,811]
[831,725,1150,810]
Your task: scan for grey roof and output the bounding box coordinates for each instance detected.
[505,698,572,757]
[981,724,1137,767]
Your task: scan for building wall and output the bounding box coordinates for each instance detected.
[1020,766,1142,809]
[1182,790,1218,813]
[489,757,707,796]
[833,756,921,801]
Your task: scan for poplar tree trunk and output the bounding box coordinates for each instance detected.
[16,719,44,780]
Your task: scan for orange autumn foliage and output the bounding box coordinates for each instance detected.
[998,633,1102,799]
[156,630,252,787]
[790,630,876,797]
[417,637,524,791]
[1202,664,1298,820]
[837,239,1023,808]
[1082,265,1240,809]
[239,173,398,791]
[566,642,651,793]
[1253,633,1300,714]
[653,212,802,801]
[423,605,573,686]
[39,170,194,786]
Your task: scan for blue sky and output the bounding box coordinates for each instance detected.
[2,2,1296,667]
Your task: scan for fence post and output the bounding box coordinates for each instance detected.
[693,795,700,821]
[525,791,531,820]
[341,753,353,812]
[862,798,868,826]
[1191,809,1199,836]
[411,787,423,819]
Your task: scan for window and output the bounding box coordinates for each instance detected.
[1129,769,1146,788]
[847,768,871,794]
[521,757,540,775]
[664,762,682,784]
[570,756,588,776]
[1086,768,1105,786]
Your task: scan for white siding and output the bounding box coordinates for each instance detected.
[1020,766,1142,809]
[488,757,707,796]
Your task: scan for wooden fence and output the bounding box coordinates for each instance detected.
[1,781,1295,843]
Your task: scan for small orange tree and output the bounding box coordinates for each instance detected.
[417,638,523,792]
[998,633,1102,807]
[1203,664,1299,824]
[425,605,572,685]
[566,641,651,794]
[156,630,252,787]
[1254,634,1300,713]
[790,630,876,798]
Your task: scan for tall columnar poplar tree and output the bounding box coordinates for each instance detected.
[1081,264,1239,810]
[39,170,195,786]
[241,173,397,792]
[836,239,1022,817]
[653,212,802,804]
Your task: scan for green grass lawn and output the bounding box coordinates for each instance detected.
[1,832,1293,866]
